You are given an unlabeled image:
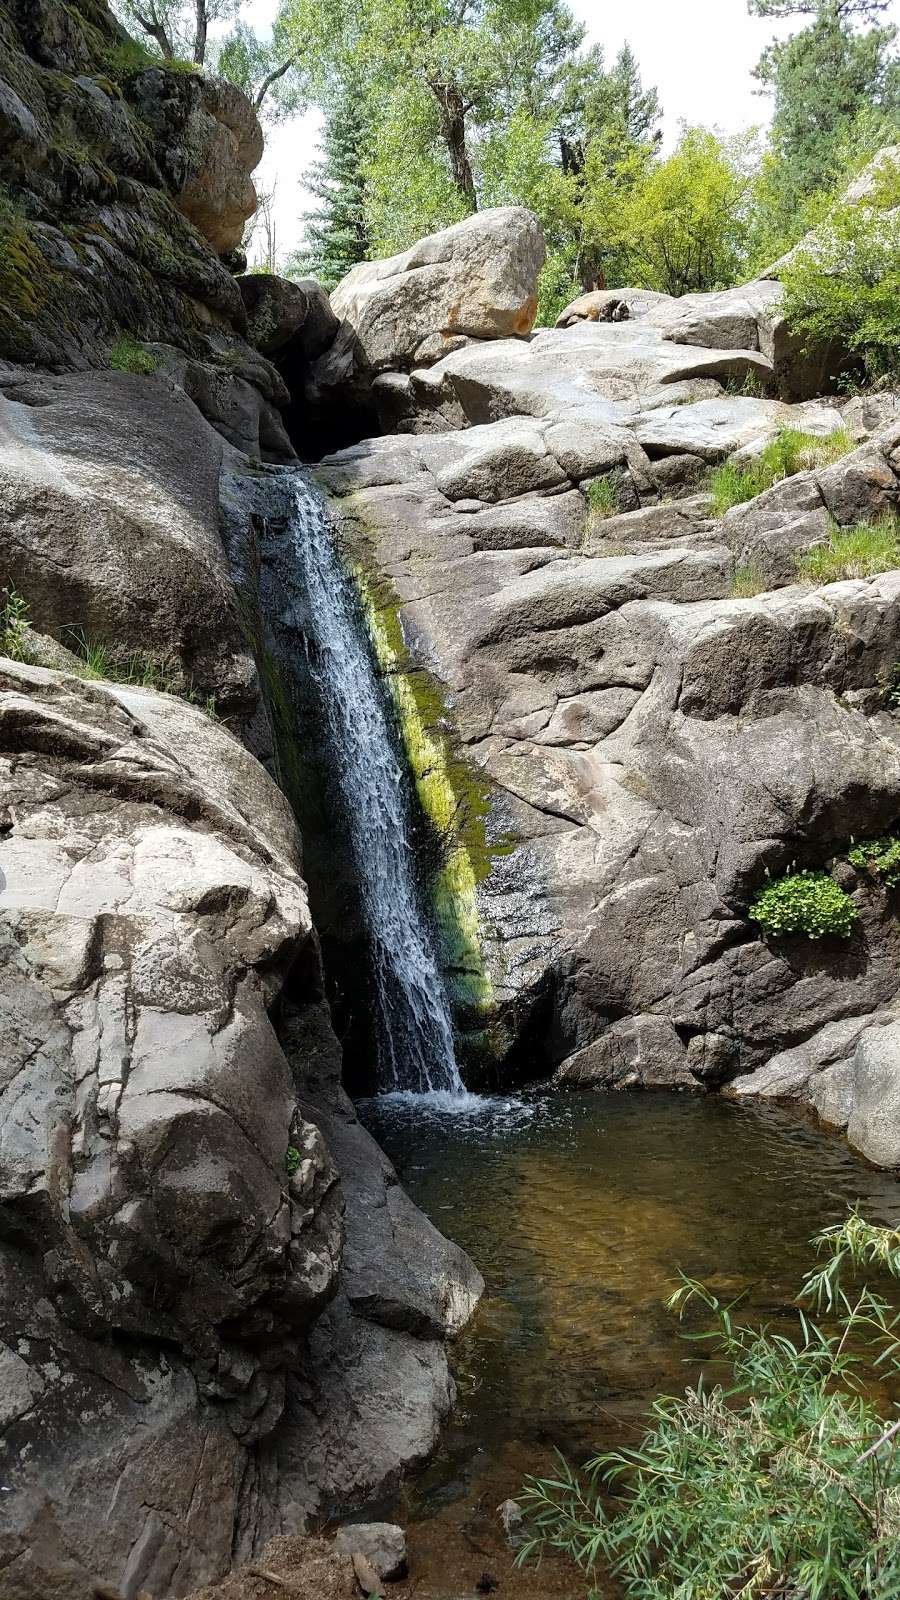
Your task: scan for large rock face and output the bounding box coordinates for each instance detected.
[0,0,297,455]
[312,209,900,1132]
[330,206,546,372]
[0,657,482,1597]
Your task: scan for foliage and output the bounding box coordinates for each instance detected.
[285,1145,301,1175]
[584,475,621,522]
[579,126,759,298]
[750,0,900,207]
[779,170,900,389]
[0,588,33,663]
[730,561,768,598]
[709,427,855,514]
[110,1,299,112]
[749,868,859,938]
[288,72,372,287]
[282,0,669,282]
[848,834,900,887]
[208,15,301,116]
[796,512,900,582]
[534,248,580,327]
[709,459,765,516]
[519,1211,900,1600]
[108,335,158,374]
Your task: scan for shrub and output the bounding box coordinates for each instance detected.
[585,475,621,523]
[779,174,900,390]
[0,587,33,662]
[285,1145,301,1176]
[709,426,855,515]
[848,834,900,889]
[730,561,767,598]
[748,868,858,939]
[108,335,158,375]
[518,1213,900,1600]
[796,512,900,584]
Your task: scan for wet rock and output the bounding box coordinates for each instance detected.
[847,1022,900,1168]
[498,1498,526,1549]
[334,1523,408,1582]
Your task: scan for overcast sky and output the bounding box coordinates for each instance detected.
[237,0,900,263]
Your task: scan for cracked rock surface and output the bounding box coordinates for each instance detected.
[316,295,900,1147]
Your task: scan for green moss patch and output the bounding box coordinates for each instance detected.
[347,549,515,1020]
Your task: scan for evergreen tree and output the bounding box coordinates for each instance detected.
[290,80,372,289]
[750,0,900,199]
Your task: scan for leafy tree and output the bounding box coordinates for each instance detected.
[749,0,892,17]
[282,0,628,215]
[289,76,373,287]
[779,152,900,387]
[208,17,302,115]
[111,0,301,114]
[579,127,757,298]
[111,0,239,64]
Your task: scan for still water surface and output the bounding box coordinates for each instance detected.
[360,1090,900,1598]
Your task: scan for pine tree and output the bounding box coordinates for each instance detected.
[290,80,372,291]
[751,0,900,199]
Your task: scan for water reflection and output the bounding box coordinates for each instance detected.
[360,1091,900,1597]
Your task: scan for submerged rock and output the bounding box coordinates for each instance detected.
[334,1522,408,1582]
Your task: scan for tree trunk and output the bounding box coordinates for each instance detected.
[134,6,174,57]
[428,78,477,210]
[192,0,207,65]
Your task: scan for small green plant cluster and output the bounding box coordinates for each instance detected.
[285,1146,302,1176]
[748,868,858,940]
[0,587,33,663]
[709,426,854,516]
[729,560,767,598]
[108,335,158,375]
[585,473,623,523]
[848,835,900,889]
[796,513,900,585]
[519,1212,900,1600]
[65,629,217,715]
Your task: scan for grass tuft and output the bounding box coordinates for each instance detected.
[108,335,158,375]
[709,426,855,515]
[730,561,768,598]
[517,1212,900,1600]
[796,512,900,584]
[0,587,34,663]
[584,474,622,523]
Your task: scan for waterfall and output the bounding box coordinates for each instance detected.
[285,476,465,1097]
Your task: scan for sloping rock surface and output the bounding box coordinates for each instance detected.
[316,220,900,1121]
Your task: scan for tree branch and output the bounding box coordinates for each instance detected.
[133,4,174,58]
[254,54,297,109]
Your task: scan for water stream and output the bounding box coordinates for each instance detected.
[287,477,463,1095]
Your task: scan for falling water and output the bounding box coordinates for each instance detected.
[286,476,464,1096]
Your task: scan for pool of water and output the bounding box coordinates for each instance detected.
[359,1090,900,1598]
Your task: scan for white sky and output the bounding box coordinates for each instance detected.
[234,0,900,263]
